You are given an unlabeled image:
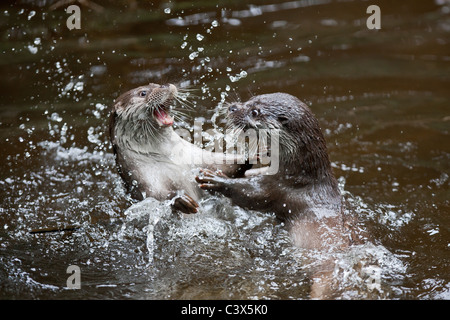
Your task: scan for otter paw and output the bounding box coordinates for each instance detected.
[172,194,199,214]
[195,169,228,191]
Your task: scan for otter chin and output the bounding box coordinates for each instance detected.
[109,83,247,214]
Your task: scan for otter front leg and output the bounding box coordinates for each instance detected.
[196,169,270,211]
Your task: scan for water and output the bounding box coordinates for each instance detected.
[0,0,449,299]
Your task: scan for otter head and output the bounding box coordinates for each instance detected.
[227,93,333,181]
[109,83,179,154]
[227,93,301,131]
[112,83,177,128]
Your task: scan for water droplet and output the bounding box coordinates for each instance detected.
[95,103,107,111]
[189,52,199,60]
[27,45,38,54]
[74,81,84,92]
[50,113,62,122]
[28,11,36,20]
[229,70,247,83]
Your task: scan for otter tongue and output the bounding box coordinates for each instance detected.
[154,107,173,126]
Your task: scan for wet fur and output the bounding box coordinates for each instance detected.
[196,93,364,298]
[199,93,346,245]
[109,83,247,212]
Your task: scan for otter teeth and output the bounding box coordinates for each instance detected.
[153,105,174,126]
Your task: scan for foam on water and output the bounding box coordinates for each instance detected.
[113,182,408,299]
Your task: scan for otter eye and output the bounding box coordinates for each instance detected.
[251,109,260,117]
[139,91,147,97]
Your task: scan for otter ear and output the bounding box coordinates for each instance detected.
[113,102,123,113]
[277,116,289,125]
[109,110,118,140]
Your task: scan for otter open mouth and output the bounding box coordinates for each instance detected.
[153,105,174,127]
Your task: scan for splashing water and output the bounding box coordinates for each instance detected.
[1,0,448,300]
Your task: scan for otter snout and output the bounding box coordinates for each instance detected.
[158,83,177,94]
[149,83,177,104]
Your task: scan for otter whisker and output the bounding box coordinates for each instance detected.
[171,108,189,117]
[217,103,231,116]
[225,124,246,147]
[171,110,189,123]
[174,96,196,111]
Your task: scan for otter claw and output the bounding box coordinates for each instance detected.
[173,194,199,214]
[196,169,229,192]
[198,183,218,191]
[196,169,228,181]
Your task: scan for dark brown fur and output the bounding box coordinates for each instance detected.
[196,93,366,298]
[196,93,352,250]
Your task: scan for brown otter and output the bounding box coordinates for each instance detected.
[196,93,353,250]
[109,83,246,214]
[196,93,363,298]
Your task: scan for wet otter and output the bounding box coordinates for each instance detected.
[196,93,352,251]
[196,93,361,298]
[109,83,246,214]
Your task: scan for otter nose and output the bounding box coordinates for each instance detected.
[228,104,238,113]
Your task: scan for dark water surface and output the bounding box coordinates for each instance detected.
[0,0,449,299]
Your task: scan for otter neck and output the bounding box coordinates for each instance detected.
[279,134,337,189]
[114,116,173,155]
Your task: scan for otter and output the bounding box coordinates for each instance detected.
[195,93,363,298]
[109,83,246,214]
[196,93,353,251]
